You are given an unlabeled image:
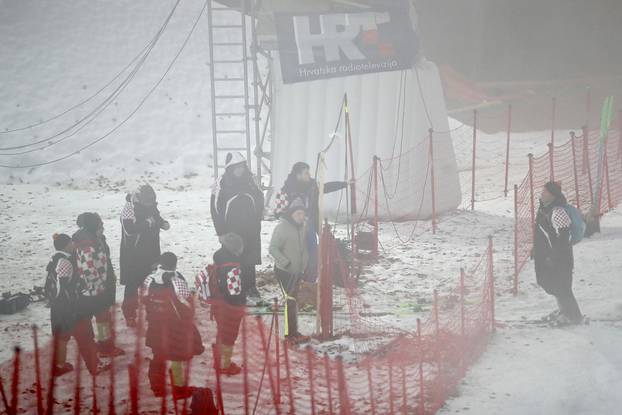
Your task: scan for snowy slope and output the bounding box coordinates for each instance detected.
[0,0,214,186]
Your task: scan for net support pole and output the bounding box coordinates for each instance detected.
[504,104,512,197]
[433,289,443,407]
[583,126,594,203]
[416,319,425,415]
[548,142,555,182]
[586,87,592,128]
[401,366,407,415]
[305,346,317,415]
[32,326,43,415]
[429,128,437,233]
[366,361,377,415]
[273,299,281,405]
[211,344,225,415]
[471,110,478,210]
[605,153,613,211]
[322,354,334,414]
[242,317,250,415]
[257,316,281,415]
[513,185,519,296]
[108,305,117,415]
[551,97,557,148]
[488,236,496,333]
[373,156,379,257]
[45,336,59,415]
[528,154,536,230]
[283,342,296,415]
[336,357,351,415]
[570,132,581,210]
[10,346,20,415]
[460,268,466,371]
[388,359,395,415]
[73,347,82,415]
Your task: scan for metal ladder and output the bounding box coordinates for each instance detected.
[207,0,252,178]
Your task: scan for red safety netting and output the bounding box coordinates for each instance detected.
[513,124,622,292]
[0,239,495,415]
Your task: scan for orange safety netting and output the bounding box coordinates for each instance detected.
[0,238,495,415]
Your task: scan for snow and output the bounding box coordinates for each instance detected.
[1,0,621,413]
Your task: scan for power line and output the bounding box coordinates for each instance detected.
[0,0,207,169]
[0,0,182,151]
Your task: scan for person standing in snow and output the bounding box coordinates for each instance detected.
[73,212,124,357]
[120,184,170,327]
[269,199,309,341]
[534,182,583,325]
[211,152,264,304]
[273,162,348,281]
[143,252,204,399]
[209,232,247,376]
[47,234,107,377]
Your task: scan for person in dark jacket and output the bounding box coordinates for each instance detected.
[73,212,124,357]
[269,199,309,341]
[48,234,105,377]
[534,182,583,325]
[144,252,203,399]
[210,232,246,375]
[211,152,264,303]
[274,162,348,282]
[120,184,170,327]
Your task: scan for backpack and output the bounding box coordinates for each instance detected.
[564,204,586,245]
[44,253,65,302]
[189,387,218,414]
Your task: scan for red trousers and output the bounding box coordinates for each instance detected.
[213,302,245,347]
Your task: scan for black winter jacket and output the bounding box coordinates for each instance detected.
[533,198,574,295]
[120,195,168,286]
[210,171,264,265]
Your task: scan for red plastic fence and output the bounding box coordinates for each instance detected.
[513,125,622,293]
[0,240,495,415]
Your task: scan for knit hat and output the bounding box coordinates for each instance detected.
[291,162,310,176]
[224,152,246,170]
[133,184,157,207]
[53,233,72,251]
[219,233,244,257]
[288,197,307,215]
[159,252,177,271]
[76,212,103,234]
[544,181,563,199]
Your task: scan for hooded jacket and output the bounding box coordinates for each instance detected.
[120,193,169,286]
[534,195,574,295]
[210,166,264,265]
[269,208,309,276]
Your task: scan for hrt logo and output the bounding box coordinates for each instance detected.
[292,12,392,65]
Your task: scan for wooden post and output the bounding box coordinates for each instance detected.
[570,132,581,210]
[504,104,512,197]
[471,109,478,210]
[429,128,437,233]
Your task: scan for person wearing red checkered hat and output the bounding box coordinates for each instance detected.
[209,232,247,376]
[534,181,583,325]
[143,252,204,399]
